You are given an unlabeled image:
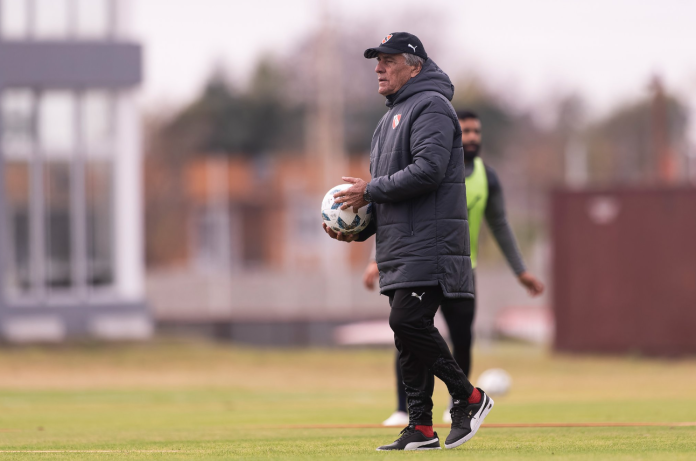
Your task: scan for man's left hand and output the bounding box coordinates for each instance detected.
[334,177,369,212]
[322,223,359,243]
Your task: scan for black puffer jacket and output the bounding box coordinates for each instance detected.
[358,59,474,299]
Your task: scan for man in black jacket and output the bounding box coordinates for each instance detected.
[322,32,493,451]
[367,110,545,427]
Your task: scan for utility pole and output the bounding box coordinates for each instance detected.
[312,0,351,315]
[205,155,231,318]
[650,76,677,184]
[564,137,588,188]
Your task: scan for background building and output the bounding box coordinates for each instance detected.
[0,0,149,342]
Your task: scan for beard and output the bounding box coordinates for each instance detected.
[463,143,480,161]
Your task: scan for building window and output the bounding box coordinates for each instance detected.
[86,161,113,285]
[1,0,114,40]
[39,91,75,290]
[1,88,116,300]
[39,91,76,154]
[0,89,33,153]
[0,0,29,39]
[43,160,73,287]
[83,91,114,286]
[76,0,110,39]
[35,0,71,39]
[2,89,34,293]
[290,194,323,243]
[193,206,231,272]
[3,161,30,291]
[241,204,268,266]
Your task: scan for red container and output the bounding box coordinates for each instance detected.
[551,187,696,355]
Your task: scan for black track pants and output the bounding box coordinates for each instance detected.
[388,286,475,426]
[394,295,475,413]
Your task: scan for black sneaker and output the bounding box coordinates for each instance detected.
[376,425,441,451]
[444,388,494,449]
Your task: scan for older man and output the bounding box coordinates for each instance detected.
[323,32,493,451]
[370,109,546,427]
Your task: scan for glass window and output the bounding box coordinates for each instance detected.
[1,0,29,38]
[76,0,110,38]
[83,91,115,287]
[35,0,70,39]
[85,161,113,286]
[38,91,75,156]
[193,206,230,271]
[3,161,31,294]
[2,89,118,298]
[2,90,35,295]
[194,208,217,270]
[241,205,267,266]
[2,90,34,295]
[1,89,34,157]
[291,195,322,243]
[82,91,113,154]
[44,161,73,288]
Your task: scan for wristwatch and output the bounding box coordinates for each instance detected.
[363,184,373,203]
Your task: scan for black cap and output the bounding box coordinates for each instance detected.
[364,32,428,60]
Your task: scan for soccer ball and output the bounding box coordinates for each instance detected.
[476,368,511,396]
[321,184,372,235]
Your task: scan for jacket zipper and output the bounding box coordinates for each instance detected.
[376,107,392,162]
[384,105,412,235]
[408,203,414,236]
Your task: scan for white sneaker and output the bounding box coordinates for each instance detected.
[442,408,452,423]
[382,411,409,426]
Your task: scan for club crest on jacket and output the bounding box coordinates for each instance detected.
[392,114,402,129]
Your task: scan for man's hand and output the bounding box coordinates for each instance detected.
[362,260,379,290]
[517,271,545,297]
[334,176,369,212]
[322,222,359,242]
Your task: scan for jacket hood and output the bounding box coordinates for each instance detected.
[385,58,454,107]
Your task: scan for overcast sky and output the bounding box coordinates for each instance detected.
[132,0,696,134]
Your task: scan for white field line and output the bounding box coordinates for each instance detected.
[0,450,189,453]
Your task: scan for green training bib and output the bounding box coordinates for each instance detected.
[466,157,488,269]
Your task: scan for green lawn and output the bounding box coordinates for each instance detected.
[0,339,694,460]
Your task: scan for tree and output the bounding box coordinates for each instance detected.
[160,59,304,160]
[586,92,688,184]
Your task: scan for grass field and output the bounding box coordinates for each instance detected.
[0,338,695,460]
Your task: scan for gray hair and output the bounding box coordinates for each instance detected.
[403,53,424,69]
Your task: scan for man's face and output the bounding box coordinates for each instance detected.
[459,118,482,160]
[375,53,421,96]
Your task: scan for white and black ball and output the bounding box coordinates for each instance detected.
[321,184,372,235]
